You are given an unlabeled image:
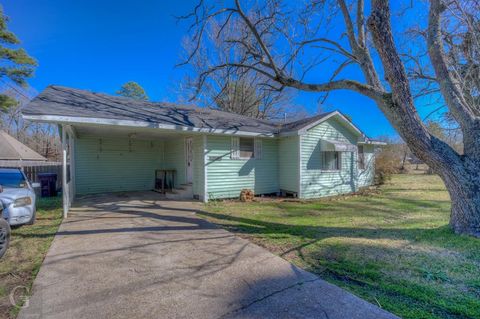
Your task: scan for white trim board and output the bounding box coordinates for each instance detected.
[358,140,387,145]
[297,135,302,199]
[203,135,208,203]
[22,114,276,138]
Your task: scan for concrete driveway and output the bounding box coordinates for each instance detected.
[20,192,397,319]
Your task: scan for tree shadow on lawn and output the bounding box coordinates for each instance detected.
[273,196,450,214]
[199,201,480,319]
[271,202,446,224]
[199,193,478,257]
[304,240,480,319]
[199,209,452,245]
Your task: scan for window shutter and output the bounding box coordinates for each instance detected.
[254,139,262,159]
[231,137,240,159]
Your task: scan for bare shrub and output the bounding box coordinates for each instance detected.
[375,143,403,185]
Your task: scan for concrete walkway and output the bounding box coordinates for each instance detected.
[20,192,397,319]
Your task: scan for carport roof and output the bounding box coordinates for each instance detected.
[21,85,368,138]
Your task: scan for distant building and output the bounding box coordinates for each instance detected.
[0,130,47,167]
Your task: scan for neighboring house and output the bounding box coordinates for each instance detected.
[0,130,47,167]
[22,86,384,213]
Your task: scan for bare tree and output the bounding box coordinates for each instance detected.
[179,19,304,120]
[0,86,60,160]
[403,0,473,155]
[181,0,480,236]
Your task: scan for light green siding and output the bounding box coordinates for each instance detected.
[300,117,358,199]
[206,135,278,199]
[254,138,279,194]
[73,117,375,200]
[278,136,299,193]
[192,136,205,199]
[164,138,186,187]
[357,144,375,187]
[75,136,164,195]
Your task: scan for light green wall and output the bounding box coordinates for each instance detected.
[75,136,164,195]
[205,135,278,200]
[278,136,299,193]
[75,134,202,197]
[164,138,186,187]
[73,119,375,200]
[300,117,359,199]
[357,144,375,187]
[254,138,279,194]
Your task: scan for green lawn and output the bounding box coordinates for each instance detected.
[0,197,62,319]
[200,175,480,319]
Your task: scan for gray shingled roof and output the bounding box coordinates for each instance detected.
[0,130,46,161]
[22,86,344,135]
[280,112,334,132]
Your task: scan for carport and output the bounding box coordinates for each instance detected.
[58,123,204,217]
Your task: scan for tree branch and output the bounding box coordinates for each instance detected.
[427,0,477,126]
[367,0,463,174]
[356,0,366,47]
[234,0,282,78]
[276,77,385,101]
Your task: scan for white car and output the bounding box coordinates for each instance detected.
[0,215,10,258]
[0,168,40,226]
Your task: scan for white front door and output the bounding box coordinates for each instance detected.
[185,138,193,184]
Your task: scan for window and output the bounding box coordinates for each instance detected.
[0,169,27,188]
[321,151,341,170]
[358,145,365,170]
[231,137,262,159]
[239,137,254,158]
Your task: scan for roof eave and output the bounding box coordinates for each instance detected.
[22,114,277,138]
[358,140,387,145]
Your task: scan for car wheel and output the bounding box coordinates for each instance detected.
[0,219,11,258]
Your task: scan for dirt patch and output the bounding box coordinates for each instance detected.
[0,272,31,318]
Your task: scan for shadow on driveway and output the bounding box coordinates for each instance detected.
[19,191,397,319]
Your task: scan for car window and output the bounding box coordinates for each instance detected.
[0,171,27,188]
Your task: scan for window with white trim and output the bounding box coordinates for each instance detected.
[321,151,341,170]
[239,137,254,158]
[231,137,262,159]
[358,145,366,170]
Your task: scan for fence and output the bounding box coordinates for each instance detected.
[23,163,63,191]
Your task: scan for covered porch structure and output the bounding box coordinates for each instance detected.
[60,123,206,217]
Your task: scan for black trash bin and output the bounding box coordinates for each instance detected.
[38,173,58,197]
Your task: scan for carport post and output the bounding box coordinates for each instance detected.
[61,125,68,218]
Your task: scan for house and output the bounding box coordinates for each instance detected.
[22,86,384,214]
[0,130,47,167]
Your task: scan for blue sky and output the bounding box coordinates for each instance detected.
[4,0,399,137]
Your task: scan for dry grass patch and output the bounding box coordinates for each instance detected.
[0,197,62,319]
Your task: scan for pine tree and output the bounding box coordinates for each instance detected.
[116,81,148,101]
[0,6,37,112]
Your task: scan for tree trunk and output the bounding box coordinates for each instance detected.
[366,1,480,237]
[439,163,480,237]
